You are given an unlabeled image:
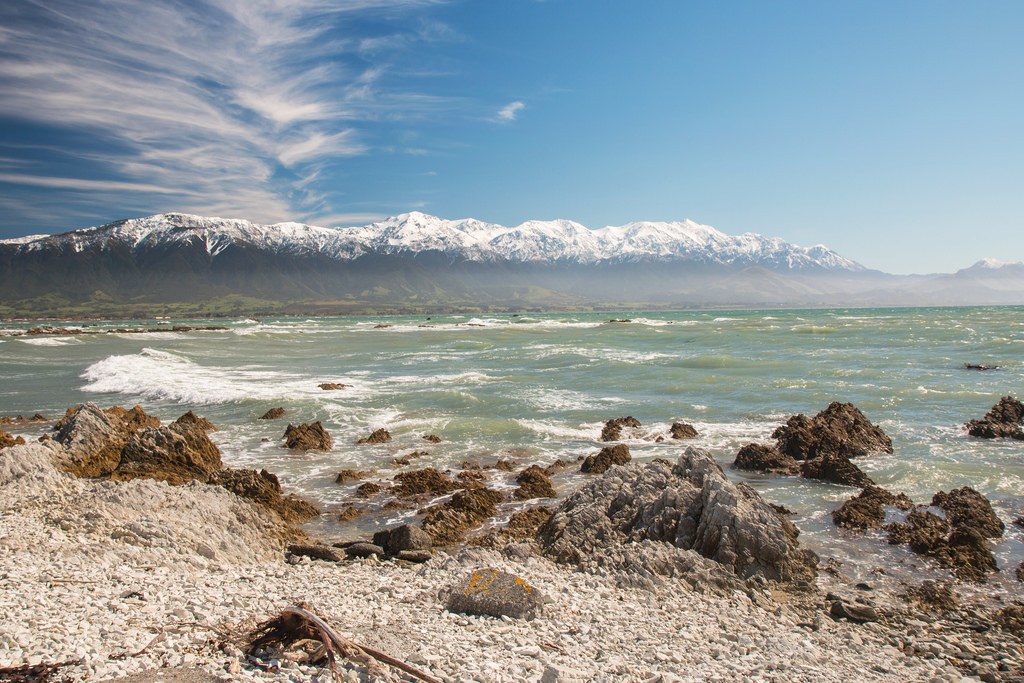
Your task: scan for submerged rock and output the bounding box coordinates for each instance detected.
[392,467,456,498]
[259,407,286,420]
[283,422,332,451]
[538,446,818,583]
[964,396,1024,439]
[580,444,630,474]
[422,434,442,443]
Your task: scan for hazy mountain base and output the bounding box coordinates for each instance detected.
[1,243,1022,319]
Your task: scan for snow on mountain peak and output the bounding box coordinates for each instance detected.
[1,212,865,272]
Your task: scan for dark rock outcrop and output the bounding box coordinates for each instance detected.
[772,402,892,461]
[420,487,504,545]
[259,407,286,420]
[832,485,913,530]
[287,544,342,562]
[670,422,698,440]
[373,523,433,555]
[174,410,216,432]
[733,443,798,474]
[334,469,365,484]
[209,468,320,523]
[537,447,818,583]
[105,405,162,433]
[318,382,350,390]
[600,416,641,442]
[799,452,874,488]
[964,396,1024,439]
[445,568,544,620]
[580,444,630,474]
[422,434,442,443]
[114,421,223,485]
[357,428,392,444]
[885,487,1004,583]
[392,467,456,498]
[284,422,332,451]
[513,465,556,500]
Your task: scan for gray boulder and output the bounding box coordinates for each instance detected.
[373,523,433,555]
[53,402,127,477]
[538,447,817,583]
[445,568,544,620]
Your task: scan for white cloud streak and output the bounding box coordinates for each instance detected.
[497,101,525,122]
[0,0,450,225]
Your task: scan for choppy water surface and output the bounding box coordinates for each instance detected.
[2,307,1023,598]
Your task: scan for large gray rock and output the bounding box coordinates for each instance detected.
[53,402,128,477]
[537,447,817,583]
[373,523,432,555]
[445,568,544,620]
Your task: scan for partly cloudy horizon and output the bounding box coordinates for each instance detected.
[1,0,1022,273]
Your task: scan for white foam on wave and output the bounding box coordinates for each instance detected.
[516,418,599,441]
[80,348,337,404]
[17,337,82,346]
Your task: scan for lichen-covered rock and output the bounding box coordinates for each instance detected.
[772,402,893,460]
[114,421,223,485]
[670,422,698,440]
[537,447,818,583]
[580,444,630,474]
[832,485,913,530]
[514,465,555,500]
[421,487,504,545]
[209,468,319,523]
[445,568,544,620]
[283,422,332,451]
[357,427,392,444]
[600,416,641,442]
[964,396,1024,439]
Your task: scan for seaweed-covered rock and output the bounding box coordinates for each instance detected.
[537,447,818,582]
[932,487,1005,538]
[772,402,892,460]
[421,487,504,545]
[514,465,556,500]
[733,443,798,474]
[392,467,456,498]
[580,444,630,474]
[174,410,216,432]
[964,396,1024,439]
[283,422,332,451]
[799,452,874,488]
[357,428,392,444]
[600,416,641,442]
[832,485,913,530]
[114,421,223,485]
[670,422,698,440]
[0,430,25,449]
[209,468,319,523]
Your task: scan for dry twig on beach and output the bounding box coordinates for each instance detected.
[247,603,440,683]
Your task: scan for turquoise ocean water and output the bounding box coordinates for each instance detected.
[2,306,1022,598]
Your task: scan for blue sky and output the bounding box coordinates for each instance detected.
[0,0,1021,274]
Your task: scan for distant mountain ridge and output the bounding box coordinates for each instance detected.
[0,212,1020,317]
[3,211,864,272]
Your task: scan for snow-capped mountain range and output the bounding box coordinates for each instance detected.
[3,211,864,272]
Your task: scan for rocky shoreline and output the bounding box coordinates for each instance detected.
[1,399,1023,682]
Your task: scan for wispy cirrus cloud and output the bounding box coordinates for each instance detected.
[0,0,452,229]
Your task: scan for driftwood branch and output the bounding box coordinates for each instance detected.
[247,603,441,683]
